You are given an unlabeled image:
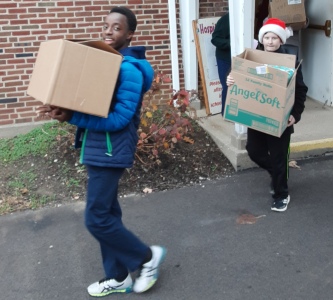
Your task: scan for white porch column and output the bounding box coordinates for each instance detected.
[228,0,255,147]
[179,0,199,91]
[168,0,180,91]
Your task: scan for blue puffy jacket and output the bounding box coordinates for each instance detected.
[68,46,154,168]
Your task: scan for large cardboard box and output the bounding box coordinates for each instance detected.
[28,39,123,118]
[224,48,297,137]
[268,0,306,31]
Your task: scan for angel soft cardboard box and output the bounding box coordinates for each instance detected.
[224,48,298,137]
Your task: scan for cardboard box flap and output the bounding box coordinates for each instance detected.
[232,49,296,87]
[232,56,287,87]
[80,40,122,56]
[68,39,122,56]
[243,48,296,68]
[288,58,302,82]
[27,40,65,103]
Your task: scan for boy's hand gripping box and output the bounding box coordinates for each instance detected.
[224,48,298,137]
[27,39,123,118]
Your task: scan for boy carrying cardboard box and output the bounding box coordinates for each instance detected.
[226,18,308,212]
[37,6,166,297]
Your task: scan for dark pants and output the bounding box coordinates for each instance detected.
[246,128,291,201]
[216,58,231,116]
[85,165,149,279]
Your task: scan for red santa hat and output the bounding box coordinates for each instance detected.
[258,18,291,44]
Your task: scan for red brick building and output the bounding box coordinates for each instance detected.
[0,0,228,127]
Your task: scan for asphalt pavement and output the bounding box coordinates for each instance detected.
[1,155,333,300]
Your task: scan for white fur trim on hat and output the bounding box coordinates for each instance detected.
[258,23,291,44]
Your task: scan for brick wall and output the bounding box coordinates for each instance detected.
[0,0,228,127]
[199,0,228,17]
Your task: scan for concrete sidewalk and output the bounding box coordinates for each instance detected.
[0,155,332,300]
[197,98,333,170]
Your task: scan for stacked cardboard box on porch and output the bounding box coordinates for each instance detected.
[268,0,307,31]
[224,48,298,137]
[255,0,307,36]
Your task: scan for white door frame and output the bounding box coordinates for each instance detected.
[229,0,255,137]
[168,0,180,92]
[179,0,199,91]
[169,0,200,92]
[301,1,333,106]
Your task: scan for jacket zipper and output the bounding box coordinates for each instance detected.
[79,129,88,164]
[79,130,113,163]
[105,132,113,156]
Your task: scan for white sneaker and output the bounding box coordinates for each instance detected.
[87,274,132,297]
[132,245,167,293]
[271,195,290,212]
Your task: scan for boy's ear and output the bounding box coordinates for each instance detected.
[127,31,134,41]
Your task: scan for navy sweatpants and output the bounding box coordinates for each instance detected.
[216,58,231,116]
[246,127,291,201]
[85,165,149,279]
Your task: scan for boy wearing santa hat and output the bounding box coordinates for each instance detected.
[227,18,308,212]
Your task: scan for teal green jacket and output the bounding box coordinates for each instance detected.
[211,13,231,63]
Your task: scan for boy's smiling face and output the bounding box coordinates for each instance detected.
[102,12,134,51]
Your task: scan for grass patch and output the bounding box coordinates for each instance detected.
[0,194,58,215]
[8,169,37,189]
[30,195,57,210]
[0,122,72,162]
[0,202,11,215]
[0,121,82,215]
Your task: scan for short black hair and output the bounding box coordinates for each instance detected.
[110,6,137,32]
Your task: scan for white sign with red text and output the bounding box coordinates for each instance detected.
[195,17,222,115]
